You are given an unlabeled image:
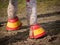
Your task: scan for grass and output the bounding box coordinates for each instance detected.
[0,0,60,17]
[37,0,60,14]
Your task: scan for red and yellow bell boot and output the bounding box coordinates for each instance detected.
[29,24,46,39]
[6,17,22,31]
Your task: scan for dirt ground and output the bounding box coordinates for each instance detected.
[0,11,60,45]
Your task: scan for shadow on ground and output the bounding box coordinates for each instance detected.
[40,20,60,35]
[0,20,60,45]
[0,29,29,45]
[20,11,60,20]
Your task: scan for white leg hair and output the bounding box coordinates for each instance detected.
[7,0,18,19]
[26,0,37,25]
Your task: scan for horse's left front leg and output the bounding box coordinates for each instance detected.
[6,0,22,31]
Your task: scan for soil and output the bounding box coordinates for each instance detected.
[0,11,60,45]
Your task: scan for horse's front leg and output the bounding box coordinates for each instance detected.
[26,0,46,39]
[6,0,22,31]
[7,0,17,19]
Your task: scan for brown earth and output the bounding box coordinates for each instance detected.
[0,11,60,45]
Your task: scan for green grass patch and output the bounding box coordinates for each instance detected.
[0,0,60,17]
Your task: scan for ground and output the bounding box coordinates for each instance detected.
[0,0,60,45]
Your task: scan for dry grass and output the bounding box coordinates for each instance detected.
[0,0,60,17]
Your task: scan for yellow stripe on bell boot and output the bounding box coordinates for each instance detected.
[29,24,46,39]
[6,17,22,31]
